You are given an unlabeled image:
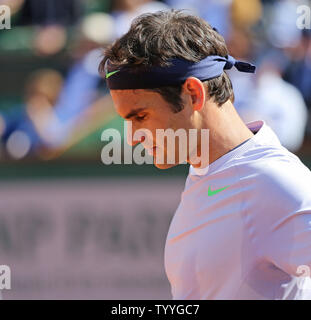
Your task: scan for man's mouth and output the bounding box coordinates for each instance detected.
[146,146,157,156]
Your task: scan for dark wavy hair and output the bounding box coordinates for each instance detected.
[99,9,234,113]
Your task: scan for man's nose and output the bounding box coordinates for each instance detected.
[126,127,146,146]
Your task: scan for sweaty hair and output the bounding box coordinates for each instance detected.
[99,9,234,113]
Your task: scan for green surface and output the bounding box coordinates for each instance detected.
[0,157,310,181]
[61,116,125,156]
[0,161,190,180]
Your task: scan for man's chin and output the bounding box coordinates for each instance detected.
[153,162,178,170]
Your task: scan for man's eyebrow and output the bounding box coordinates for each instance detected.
[124,107,147,119]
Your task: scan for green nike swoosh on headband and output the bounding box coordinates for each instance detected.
[106,70,120,79]
[208,185,230,196]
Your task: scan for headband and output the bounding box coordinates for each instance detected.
[104,55,256,90]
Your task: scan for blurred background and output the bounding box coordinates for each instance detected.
[0,0,310,299]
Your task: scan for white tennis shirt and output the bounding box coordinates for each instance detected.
[164,120,311,299]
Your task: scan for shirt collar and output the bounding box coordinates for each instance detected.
[189,120,267,176]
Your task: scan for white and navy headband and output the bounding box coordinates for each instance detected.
[104,54,256,90]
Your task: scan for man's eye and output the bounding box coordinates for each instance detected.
[135,115,146,122]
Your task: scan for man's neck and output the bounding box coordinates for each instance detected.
[190,100,254,169]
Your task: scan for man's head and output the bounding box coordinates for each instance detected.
[99,10,235,169]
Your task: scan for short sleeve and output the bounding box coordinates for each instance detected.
[253,155,311,277]
[265,208,311,276]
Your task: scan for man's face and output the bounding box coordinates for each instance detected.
[110,88,195,169]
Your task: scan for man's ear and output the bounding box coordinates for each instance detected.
[182,77,206,111]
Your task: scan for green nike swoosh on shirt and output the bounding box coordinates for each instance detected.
[106,70,120,79]
[208,185,230,196]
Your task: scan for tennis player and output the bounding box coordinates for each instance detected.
[100,10,311,299]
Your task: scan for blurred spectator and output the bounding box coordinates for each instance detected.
[242,60,308,152]
[231,0,262,29]
[0,12,117,159]
[0,0,25,15]
[31,49,105,148]
[0,69,64,159]
[15,0,83,26]
[227,22,308,152]
[283,30,311,111]
[81,13,115,45]
[0,53,115,160]
[111,0,169,38]
[264,0,303,48]
[33,13,116,154]
[33,24,67,56]
[164,0,233,39]
[226,26,257,113]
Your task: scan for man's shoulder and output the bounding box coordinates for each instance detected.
[232,147,311,250]
[250,148,309,186]
[237,146,311,212]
